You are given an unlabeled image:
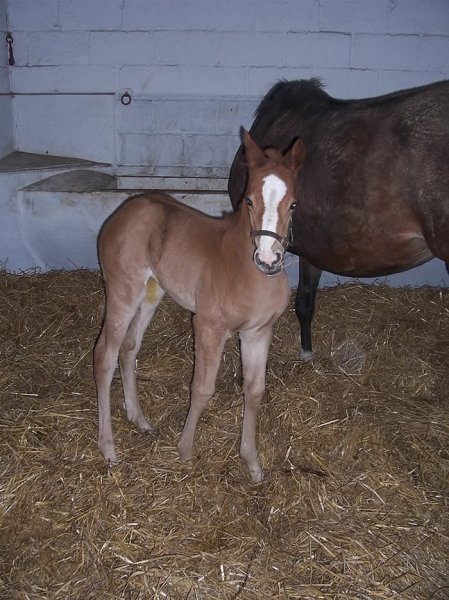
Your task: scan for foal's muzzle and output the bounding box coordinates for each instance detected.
[250,229,288,276]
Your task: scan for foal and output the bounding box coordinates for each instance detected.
[94,131,305,482]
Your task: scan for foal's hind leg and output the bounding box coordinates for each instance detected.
[119,277,165,432]
[239,324,273,483]
[95,282,147,464]
[177,317,229,463]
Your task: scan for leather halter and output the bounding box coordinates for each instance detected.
[250,226,293,250]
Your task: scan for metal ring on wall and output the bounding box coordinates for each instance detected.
[120,92,132,106]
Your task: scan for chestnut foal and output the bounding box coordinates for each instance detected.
[94,131,305,482]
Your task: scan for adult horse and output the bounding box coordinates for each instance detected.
[228,79,449,360]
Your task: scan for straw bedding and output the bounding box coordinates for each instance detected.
[0,269,448,599]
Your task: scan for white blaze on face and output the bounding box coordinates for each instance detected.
[258,173,287,264]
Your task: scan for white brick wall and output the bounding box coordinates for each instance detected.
[0,0,13,158]
[3,0,449,170]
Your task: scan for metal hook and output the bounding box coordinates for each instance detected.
[6,32,14,66]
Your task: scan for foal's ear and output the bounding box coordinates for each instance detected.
[242,129,267,170]
[285,138,305,173]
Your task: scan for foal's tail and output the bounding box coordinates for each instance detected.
[446,262,449,276]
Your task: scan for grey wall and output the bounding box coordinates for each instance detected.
[5,0,449,173]
[0,0,13,158]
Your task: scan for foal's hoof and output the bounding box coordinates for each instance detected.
[299,349,314,363]
[98,441,117,466]
[177,441,193,464]
[249,466,264,484]
[130,415,155,433]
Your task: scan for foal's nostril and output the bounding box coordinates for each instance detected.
[254,251,283,274]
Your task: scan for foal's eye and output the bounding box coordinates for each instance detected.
[245,197,253,207]
[290,202,297,210]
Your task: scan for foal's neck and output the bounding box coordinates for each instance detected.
[225,202,253,247]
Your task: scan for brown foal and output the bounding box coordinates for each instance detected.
[94,131,305,482]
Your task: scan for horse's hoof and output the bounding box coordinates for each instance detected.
[299,349,314,363]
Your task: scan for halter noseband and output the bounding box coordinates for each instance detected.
[250,226,293,250]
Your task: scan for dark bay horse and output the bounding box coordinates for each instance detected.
[94,131,305,482]
[228,79,449,360]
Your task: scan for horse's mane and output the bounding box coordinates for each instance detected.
[255,78,449,121]
[254,78,336,121]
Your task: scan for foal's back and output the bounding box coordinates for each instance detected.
[99,192,289,325]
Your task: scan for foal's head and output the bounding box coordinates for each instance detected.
[242,130,305,275]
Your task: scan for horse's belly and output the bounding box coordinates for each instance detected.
[301,231,434,277]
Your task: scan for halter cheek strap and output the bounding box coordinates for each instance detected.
[250,226,293,250]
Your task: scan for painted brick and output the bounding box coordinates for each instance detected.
[285,32,351,68]
[120,133,184,166]
[248,66,315,95]
[153,99,217,133]
[217,99,258,134]
[252,1,292,32]
[7,0,58,30]
[15,95,115,163]
[378,69,448,94]
[119,65,181,95]
[387,0,449,35]
[123,0,255,32]
[320,0,389,33]
[418,36,449,71]
[154,31,220,66]
[287,0,320,31]
[11,65,117,93]
[57,65,118,93]
[89,32,153,66]
[184,134,239,167]
[0,65,10,94]
[0,96,13,156]
[352,34,420,70]
[59,0,123,31]
[118,99,154,133]
[312,68,379,99]
[0,29,8,69]
[313,68,352,97]
[123,0,186,31]
[178,0,256,31]
[346,69,379,98]
[26,32,90,66]
[218,32,285,67]
[179,66,247,95]
[11,66,59,92]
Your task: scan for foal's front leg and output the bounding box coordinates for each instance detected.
[239,325,273,483]
[177,316,229,463]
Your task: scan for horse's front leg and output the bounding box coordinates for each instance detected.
[295,257,322,362]
[177,317,228,463]
[239,324,273,483]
